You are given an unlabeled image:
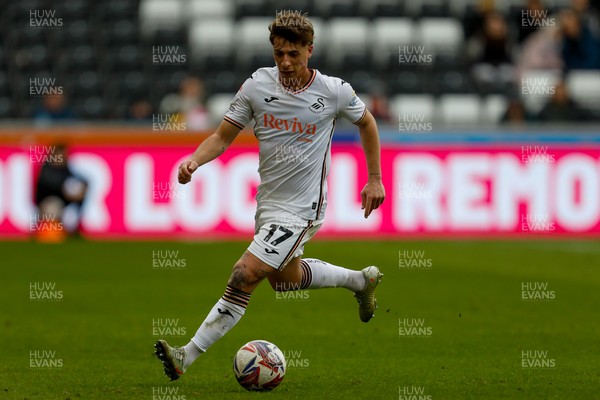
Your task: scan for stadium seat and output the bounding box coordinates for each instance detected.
[0,96,11,118]
[196,52,236,74]
[188,0,234,21]
[207,93,236,125]
[56,0,88,20]
[330,0,361,17]
[268,0,314,16]
[421,0,450,18]
[151,70,189,97]
[434,70,475,94]
[520,69,562,114]
[324,18,370,69]
[57,45,96,74]
[344,70,374,93]
[437,94,482,126]
[308,17,325,50]
[75,96,107,119]
[189,19,235,64]
[51,20,91,48]
[483,95,509,125]
[388,71,431,95]
[389,94,436,124]
[119,71,149,101]
[204,71,240,95]
[404,0,446,17]
[448,0,481,17]
[95,0,138,22]
[147,28,187,47]
[10,27,48,48]
[235,18,276,67]
[18,45,51,72]
[5,0,44,25]
[98,20,138,48]
[566,71,600,112]
[71,71,103,97]
[139,0,184,37]
[237,17,276,51]
[358,0,404,18]
[313,0,359,18]
[416,18,464,55]
[372,18,416,70]
[234,0,272,19]
[103,45,143,73]
[0,71,8,95]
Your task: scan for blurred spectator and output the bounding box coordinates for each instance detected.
[517,0,548,43]
[537,80,595,121]
[463,0,496,40]
[159,76,210,130]
[571,0,600,36]
[559,8,600,70]
[370,94,391,123]
[501,98,536,125]
[126,99,154,122]
[35,145,88,239]
[368,84,391,122]
[469,12,515,87]
[516,26,563,80]
[32,94,76,122]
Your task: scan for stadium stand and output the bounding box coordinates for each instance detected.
[0,0,598,125]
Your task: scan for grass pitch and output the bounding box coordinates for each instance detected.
[1,239,599,399]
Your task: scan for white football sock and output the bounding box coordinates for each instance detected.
[186,285,250,367]
[300,258,366,292]
[182,341,202,369]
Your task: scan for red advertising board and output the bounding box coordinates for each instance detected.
[1,144,599,238]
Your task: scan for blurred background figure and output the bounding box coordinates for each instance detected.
[126,98,154,122]
[34,145,88,241]
[501,97,536,125]
[537,79,594,121]
[516,0,547,43]
[571,0,600,35]
[559,8,600,70]
[159,76,209,130]
[368,84,391,123]
[516,23,564,79]
[469,12,515,88]
[32,94,76,124]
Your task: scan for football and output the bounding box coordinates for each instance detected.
[233,340,286,391]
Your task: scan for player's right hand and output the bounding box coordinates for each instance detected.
[178,160,198,184]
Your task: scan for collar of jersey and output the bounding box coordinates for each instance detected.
[278,69,316,94]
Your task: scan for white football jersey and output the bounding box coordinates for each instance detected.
[224,67,366,221]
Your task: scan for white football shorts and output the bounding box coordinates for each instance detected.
[248,207,323,270]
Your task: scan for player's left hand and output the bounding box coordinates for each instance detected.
[360,178,385,218]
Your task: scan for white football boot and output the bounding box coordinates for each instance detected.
[154,339,186,381]
[353,266,383,322]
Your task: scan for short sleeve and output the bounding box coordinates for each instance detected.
[337,80,367,125]
[223,74,256,129]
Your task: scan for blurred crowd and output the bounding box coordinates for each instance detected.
[25,0,600,127]
[468,0,599,124]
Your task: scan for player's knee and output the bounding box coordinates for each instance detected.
[268,278,285,292]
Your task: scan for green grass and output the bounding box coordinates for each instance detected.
[1,239,599,399]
